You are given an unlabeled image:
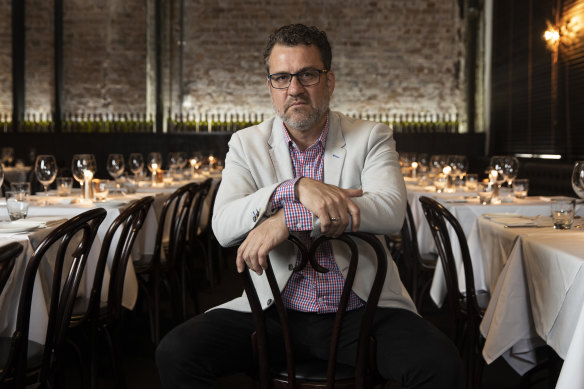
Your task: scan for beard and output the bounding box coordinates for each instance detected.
[272,93,330,133]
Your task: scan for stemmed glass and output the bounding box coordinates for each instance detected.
[571,161,584,199]
[35,155,58,204]
[489,156,508,204]
[147,152,162,186]
[1,147,14,167]
[176,152,187,171]
[503,156,519,187]
[106,153,125,191]
[128,153,144,179]
[0,162,4,189]
[72,154,97,200]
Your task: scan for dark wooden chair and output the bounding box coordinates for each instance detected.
[418,196,488,389]
[134,183,199,345]
[241,232,388,389]
[0,208,107,388]
[186,178,225,288]
[387,201,437,310]
[0,242,23,297]
[70,196,155,389]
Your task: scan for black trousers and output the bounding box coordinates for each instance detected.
[156,306,462,389]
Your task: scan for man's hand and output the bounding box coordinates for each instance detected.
[295,177,362,237]
[236,209,289,275]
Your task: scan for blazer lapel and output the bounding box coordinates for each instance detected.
[323,112,346,186]
[268,118,294,181]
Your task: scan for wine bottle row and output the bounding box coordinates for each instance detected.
[0,112,460,134]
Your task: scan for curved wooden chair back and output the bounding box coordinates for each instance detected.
[136,183,199,344]
[88,196,155,322]
[418,196,485,389]
[241,232,387,389]
[0,208,106,387]
[0,242,23,297]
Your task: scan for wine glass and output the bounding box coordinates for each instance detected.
[503,156,519,186]
[0,163,4,189]
[128,153,144,179]
[176,152,187,170]
[35,155,58,203]
[571,161,584,198]
[106,153,125,180]
[489,156,508,204]
[167,152,179,173]
[1,147,14,167]
[72,154,96,199]
[147,152,162,186]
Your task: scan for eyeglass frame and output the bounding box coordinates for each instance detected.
[267,68,329,89]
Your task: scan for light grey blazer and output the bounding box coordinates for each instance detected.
[211,111,417,314]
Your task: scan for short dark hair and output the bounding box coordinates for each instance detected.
[263,24,332,73]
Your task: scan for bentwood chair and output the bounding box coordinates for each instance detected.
[0,208,106,389]
[241,232,388,389]
[0,242,23,297]
[134,183,199,345]
[70,196,154,389]
[387,201,437,310]
[418,196,488,389]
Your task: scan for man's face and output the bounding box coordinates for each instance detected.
[267,44,335,133]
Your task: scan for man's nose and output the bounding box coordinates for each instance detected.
[287,75,306,95]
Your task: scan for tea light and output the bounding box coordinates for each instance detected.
[442,166,452,175]
[411,162,418,178]
[489,169,498,182]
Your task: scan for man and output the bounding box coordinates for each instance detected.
[157,24,461,388]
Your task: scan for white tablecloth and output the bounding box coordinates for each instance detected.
[479,227,584,388]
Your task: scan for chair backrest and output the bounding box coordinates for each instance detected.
[241,232,387,389]
[187,177,213,241]
[1,207,106,387]
[87,196,154,322]
[418,196,481,329]
[0,242,24,297]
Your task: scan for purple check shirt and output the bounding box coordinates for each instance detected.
[270,117,365,313]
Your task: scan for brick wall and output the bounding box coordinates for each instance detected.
[1,0,464,121]
[0,1,12,116]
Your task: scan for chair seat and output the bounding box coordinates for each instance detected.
[272,359,356,381]
[0,337,44,376]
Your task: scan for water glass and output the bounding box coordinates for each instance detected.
[512,179,529,199]
[10,182,31,197]
[478,182,495,205]
[6,191,30,221]
[550,197,575,230]
[465,174,478,191]
[92,179,110,202]
[57,177,73,196]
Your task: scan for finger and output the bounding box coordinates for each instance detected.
[343,188,363,198]
[347,200,361,231]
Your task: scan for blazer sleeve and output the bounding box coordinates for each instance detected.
[354,122,406,234]
[211,131,281,248]
[311,121,406,237]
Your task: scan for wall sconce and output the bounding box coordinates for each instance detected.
[543,17,580,50]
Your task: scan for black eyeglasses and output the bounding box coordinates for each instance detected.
[268,69,328,89]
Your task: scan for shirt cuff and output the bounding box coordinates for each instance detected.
[284,201,313,231]
[270,178,301,212]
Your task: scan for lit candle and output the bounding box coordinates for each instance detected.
[411,162,418,178]
[489,169,498,182]
[83,170,93,200]
[442,166,452,175]
[151,163,158,186]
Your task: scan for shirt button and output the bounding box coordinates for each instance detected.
[318,297,323,303]
[296,223,301,228]
[267,299,273,306]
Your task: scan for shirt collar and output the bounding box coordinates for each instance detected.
[282,113,329,151]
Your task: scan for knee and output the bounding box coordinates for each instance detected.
[156,328,185,371]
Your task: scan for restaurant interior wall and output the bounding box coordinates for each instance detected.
[0,0,488,169]
[490,0,584,161]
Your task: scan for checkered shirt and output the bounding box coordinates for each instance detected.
[270,117,365,313]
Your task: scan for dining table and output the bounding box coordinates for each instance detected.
[0,171,220,345]
[476,216,584,388]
